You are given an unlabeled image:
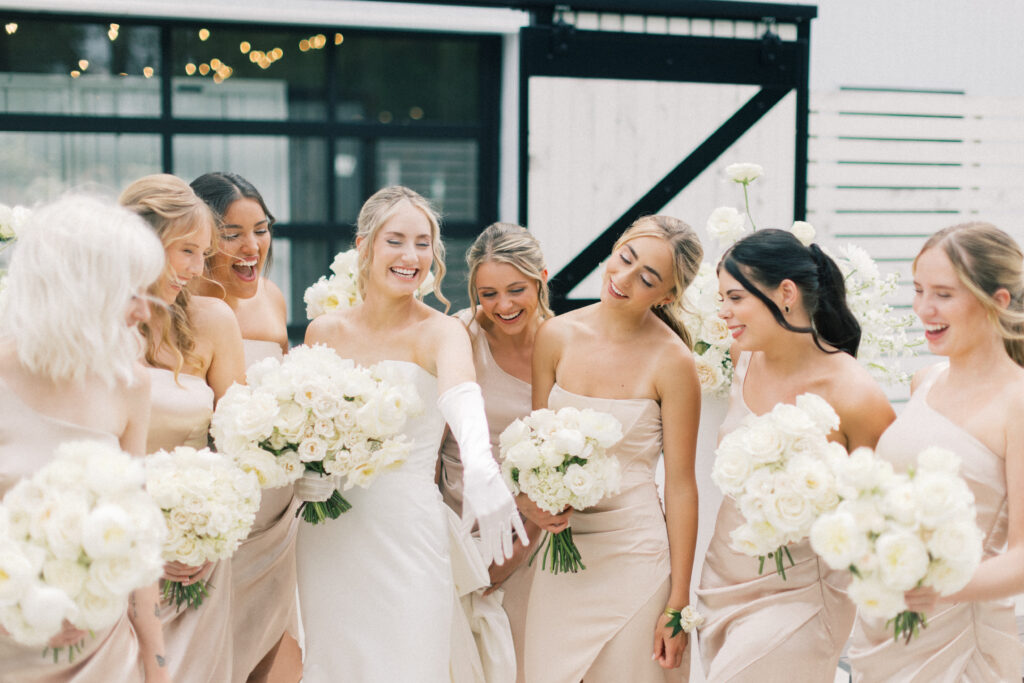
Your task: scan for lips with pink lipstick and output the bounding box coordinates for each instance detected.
[608,279,627,299]
[495,309,524,324]
[390,266,418,281]
[729,325,745,339]
[923,322,948,342]
[232,257,259,282]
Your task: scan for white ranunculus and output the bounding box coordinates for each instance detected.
[848,575,906,620]
[789,221,815,246]
[875,530,930,591]
[706,206,748,247]
[725,162,764,184]
[810,512,866,569]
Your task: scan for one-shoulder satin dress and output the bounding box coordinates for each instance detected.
[696,352,855,682]
[847,363,1023,682]
[0,377,143,683]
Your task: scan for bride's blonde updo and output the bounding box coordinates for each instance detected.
[354,185,449,312]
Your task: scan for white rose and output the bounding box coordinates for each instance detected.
[924,558,977,596]
[725,162,764,184]
[880,481,918,527]
[787,454,838,513]
[875,530,930,591]
[927,519,983,565]
[576,409,623,449]
[0,541,38,605]
[525,409,559,438]
[499,419,532,453]
[763,474,815,537]
[303,277,332,319]
[711,441,753,497]
[706,206,748,247]
[550,428,586,458]
[88,557,148,597]
[848,575,906,620]
[794,393,840,434]
[275,402,309,442]
[738,421,786,465]
[913,471,974,527]
[769,403,818,440]
[563,463,596,499]
[20,583,77,640]
[809,512,866,569]
[538,442,565,469]
[74,580,125,631]
[789,221,815,246]
[695,356,726,393]
[728,520,781,557]
[505,440,543,471]
[916,447,961,475]
[81,504,135,560]
[836,499,887,535]
[701,316,732,345]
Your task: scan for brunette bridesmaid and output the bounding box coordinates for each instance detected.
[695,229,894,682]
[847,222,1024,682]
[121,174,246,683]
[192,172,300,683]
[526,215,703,682]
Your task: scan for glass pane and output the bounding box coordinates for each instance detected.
[333,138,362,224]
[284,238,335,327]
[172,26,326,120]
[0,20,161,116]
[172,135,327,223]
[0,132,161,204]
[376,139,478,222]
[335,34,480,124]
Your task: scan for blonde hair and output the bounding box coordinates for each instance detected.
[916,221,1024,366]
[612,215,703,348]
[0,194,164,386]
[355,186,450,312]
[466,222,552,321]
[119,174,217,376]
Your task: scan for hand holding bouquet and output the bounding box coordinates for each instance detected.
[0,440,166,660]
[145,446,260,610]
[499,406,622,574]
[712,393,846,578]
[810,446,982,643]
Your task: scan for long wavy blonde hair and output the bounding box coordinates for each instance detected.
[119,174,217,377]
[466,222,552,321]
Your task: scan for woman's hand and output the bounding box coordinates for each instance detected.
[515,493,571,534]
[904,585,943,614]
[652,611,687,670]
[162,561,213,585]
[47,620,88,648]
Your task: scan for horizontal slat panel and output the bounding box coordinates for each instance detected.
[826,234,930,256]
[811,211,1022,235]
[812,90,968,116]
[808,163,972,185]
[810,115,968,139]
[808,186,1024,211]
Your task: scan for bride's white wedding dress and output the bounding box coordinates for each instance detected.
[296,359,461,682]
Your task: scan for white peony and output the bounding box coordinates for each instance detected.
[875,530,930,591]
[810,512,867,569]
[913,471,974,527]
[927,519,983,565]
[848,575,906,620]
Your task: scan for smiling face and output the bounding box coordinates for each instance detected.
[474,261,542,336]
[601,235,675,311]
[365,200,433,297]
[157,219,212,304]
[208,197,271,300]
[913,246,995,357]
[716,267,785,351]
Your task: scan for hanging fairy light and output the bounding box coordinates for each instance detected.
[198,28,210,41]
[239,41,250,54]
[143,66,154,78]
[70,70,81,78]
[4,23,17,35]
[185,63,197,75]
[198,63,210,75]
[335,33,344,45]
[108,23,119,41]
[78,59,89,71]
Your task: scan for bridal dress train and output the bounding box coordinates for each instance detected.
[523,383,685,683]
[696,352,855,682]
[231,340,300,682]
[0,377,143,683]
[147,368,232,683]
[847,363,1023,682]
[297,359,494,682]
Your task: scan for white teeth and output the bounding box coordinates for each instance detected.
[925,323,948,332]
[497,311,522,321]
[236,257,258,267]
[610,281,625,297]
[391,267,416,278]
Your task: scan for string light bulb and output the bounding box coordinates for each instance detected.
[198,28,210,41]
[4,23,17,35]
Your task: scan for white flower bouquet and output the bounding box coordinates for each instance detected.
[712,393,846,578]
[303,248,435,319]
[681,262,734,395]
[212,344,420,524]
[0,440,166,660]
[499,407,623,574]
[145,446,260,610]
[810,446,982,643]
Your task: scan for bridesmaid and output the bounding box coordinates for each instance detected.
[696,229,894,681]
[0,195,169,682]
[438,222,551,682]
[847,222,1024,682]
[191,172,300,683]
[527,215,703,682]
[120,174,246,683]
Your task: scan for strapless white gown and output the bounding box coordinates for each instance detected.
[296,360,457,681]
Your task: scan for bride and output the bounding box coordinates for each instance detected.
[296,186,525,681]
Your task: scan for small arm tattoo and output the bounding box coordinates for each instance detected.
[154,603,161,618]
[156,654,166,667]
[130,593,137,619]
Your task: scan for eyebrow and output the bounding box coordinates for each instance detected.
[912,281,955,290]
[625,244,664,282]
[478,281,528,290]
[724,288,745,295]
[384,231,431,240]
[222,219,269,229]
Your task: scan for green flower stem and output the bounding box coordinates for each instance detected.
[42,634,92,663]
[296,490,352,525]
[741,181,758,231]
[757,544,795,580]
[163,577,211,611]
[887,610,927,644]
[528,528,586,575]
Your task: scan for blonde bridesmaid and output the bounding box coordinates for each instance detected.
[0,195,169,682]
[696,228,894,682]
[438,222,551,682]
[121,175,246,683]
[192,172,301,683]
[526,215,702,682]
[847,222,1024,682]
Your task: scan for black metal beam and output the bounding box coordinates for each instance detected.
[793,17,811,221]
[549,85,790,308]
[522,26,799,86]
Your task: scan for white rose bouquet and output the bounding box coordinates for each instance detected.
[499,407,623,574]
[0,440,166,660]
[810,446,982,643]
[212,344,420,525]
[682,262,734,395]
[711,393,845,578]
[303,248,435,319]
[145,446,260,610]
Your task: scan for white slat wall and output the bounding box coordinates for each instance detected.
[808,87,1024,402]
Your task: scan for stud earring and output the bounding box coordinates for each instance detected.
[784,305,790,314]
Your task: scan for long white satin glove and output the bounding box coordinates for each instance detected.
[438,382,528,566]
[295,470,337,503]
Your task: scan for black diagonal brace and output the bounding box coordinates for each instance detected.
[551,85,791,307]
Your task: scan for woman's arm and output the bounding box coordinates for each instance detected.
[838,370,895,452]
[195,297,246,403]
[652,347,701,670]
[530,318,560,411]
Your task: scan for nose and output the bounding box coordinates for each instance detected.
[187,252,205,278]
[129,296,151,325]
[240,231,259,255]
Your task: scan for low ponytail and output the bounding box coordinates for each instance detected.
[808,244,861,356]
